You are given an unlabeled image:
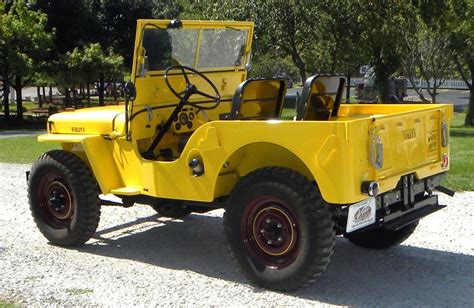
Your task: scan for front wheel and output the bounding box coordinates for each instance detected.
[224,167,335,291]
[28,150,101,246]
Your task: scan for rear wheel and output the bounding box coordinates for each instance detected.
[28,150,101,246]
[345,221,419,249]
[224,167,335,291]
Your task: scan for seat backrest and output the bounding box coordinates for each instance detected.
[296,75,345,120]
[228,78,287,120]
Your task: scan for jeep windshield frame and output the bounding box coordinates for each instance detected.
[132,20,254,77]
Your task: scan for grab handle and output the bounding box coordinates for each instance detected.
[370,134,384,169]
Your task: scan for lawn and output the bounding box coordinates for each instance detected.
[444,112,474,191]
[0,135,60,164]
[0,111,472,190]
[0,300,17,307]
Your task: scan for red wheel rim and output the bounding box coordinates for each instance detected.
[241,195,300,268]
[37,173,74,228]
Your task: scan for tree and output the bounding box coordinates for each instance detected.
[67,43,123,106]
[400,4,454,103]
[32,0,96,54]
[89,0,153,69]
[447,0,474,125]
[151,0,184,19]
[249,54,299,82]
[358,1,410,102]
[306,0,367,101]
[0,0,53,121]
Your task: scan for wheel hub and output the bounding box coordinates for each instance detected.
[37,174,74,227]
[242,195,300,268]
[45,181,73,220]
[253,207,295,256]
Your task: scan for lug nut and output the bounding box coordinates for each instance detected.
[267,240,272,245]
[260,229,265,234]
[266,219,271,223]
[277,223,282,228]
[277,236,283,242]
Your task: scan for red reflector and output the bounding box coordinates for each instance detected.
[441,154,449,168]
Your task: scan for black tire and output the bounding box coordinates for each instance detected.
[151,200,192,219]
[345,221,419,250]
[224,167,335,291]
[28,150,101,246]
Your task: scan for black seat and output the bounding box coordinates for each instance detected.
[227,78,287,120]
[296,75,345,120]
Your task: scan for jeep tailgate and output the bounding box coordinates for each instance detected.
[366,105,452,182]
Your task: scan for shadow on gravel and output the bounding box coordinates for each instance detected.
[78,213,474,306]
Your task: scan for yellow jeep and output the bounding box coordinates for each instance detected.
[27,19,454,291]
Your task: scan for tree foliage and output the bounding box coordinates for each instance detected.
[0,0,53,120]
[446,0,474,125]
[401,3,455,103]
[67,43,123,105]
[2,0,473,125]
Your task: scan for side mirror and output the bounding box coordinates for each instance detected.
[124,81,136,101]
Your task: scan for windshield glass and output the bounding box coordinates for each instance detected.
[141,27,248,71]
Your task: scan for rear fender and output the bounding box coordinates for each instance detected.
[214,142,317,196]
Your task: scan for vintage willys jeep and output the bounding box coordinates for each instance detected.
[28,19,453,290]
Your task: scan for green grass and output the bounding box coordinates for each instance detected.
[0,136,60,164]
[65,288,93,296]
[443,112,474,191]
[0,300,18,308]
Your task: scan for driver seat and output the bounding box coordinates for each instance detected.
[227,78,287,120]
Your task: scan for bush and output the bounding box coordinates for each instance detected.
[249,54,300,84]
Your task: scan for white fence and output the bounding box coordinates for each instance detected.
[407,79,469,90]
[351,78,470,90]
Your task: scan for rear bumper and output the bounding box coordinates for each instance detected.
[338,172,450,233]
[383,195,445,230]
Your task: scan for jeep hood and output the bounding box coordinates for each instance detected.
[47,106,126,135]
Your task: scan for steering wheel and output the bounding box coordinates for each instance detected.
[164,65,220,110]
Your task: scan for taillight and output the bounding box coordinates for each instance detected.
[441,153,449,168]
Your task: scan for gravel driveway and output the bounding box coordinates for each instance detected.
[1,162,473,306]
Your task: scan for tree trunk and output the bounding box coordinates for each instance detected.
[72,85,77,108]
[465,87,474,126]
[113,82,117,101]
[86,83,91,106]
[2,83,10,120]
[345,72,352,102]
[431,87,437,103]
[37,86,43,108]
[374,63,390,102]
[65,88,71,108]
[42,86,46,105]
[98,74,105,106]
[14,76,23,121]
[49,86,52,102]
